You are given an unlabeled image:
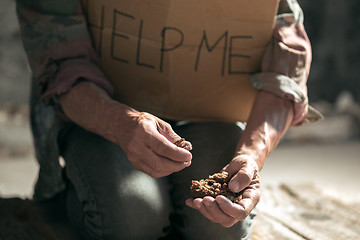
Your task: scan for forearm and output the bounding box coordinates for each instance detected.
[58,81,192,178]
[58,81,136,145]
[236,90,294,170]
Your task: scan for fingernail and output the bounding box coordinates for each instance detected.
[184,161,192,167]
[194,201,202,209]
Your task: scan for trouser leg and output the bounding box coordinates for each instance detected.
[169,122,256,240]
[60,126,172,240]
[59,121,256,240]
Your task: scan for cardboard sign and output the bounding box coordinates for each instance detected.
[82,0,279,122]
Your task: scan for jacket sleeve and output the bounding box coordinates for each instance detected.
[15,0,114,105]
[251,0,321,125]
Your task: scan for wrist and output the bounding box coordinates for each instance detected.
[234,149,263,172]
[100,100,138,147]
[58,81,137,147]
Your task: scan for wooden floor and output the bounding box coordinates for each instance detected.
[1,183,359,240]
[252,184,360,240]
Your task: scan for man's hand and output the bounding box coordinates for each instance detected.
[185,91,295,228]
[116,111,192,178]
[186,155,260,228]
[58,81,192,178]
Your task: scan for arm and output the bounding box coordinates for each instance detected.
[225,91,294,183]
[16,0,192,177]
[15,0,113,104]
[186,0,311,227]
[186,91,294,227]
[58,81,192,178]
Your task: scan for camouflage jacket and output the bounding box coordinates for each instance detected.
[15,0,319,201]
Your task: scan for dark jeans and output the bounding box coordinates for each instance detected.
[59,122,256,240]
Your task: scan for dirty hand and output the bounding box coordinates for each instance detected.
[115,111,192,178]
[186,155,260,228]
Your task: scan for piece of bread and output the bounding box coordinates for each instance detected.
[174,138,193,151]
[190,172,242,203]
[175,139,241,203]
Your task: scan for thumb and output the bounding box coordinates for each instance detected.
[228,170,254,193]
[225,159,258,193]
[157,120,181,143]
[156,120,193,153]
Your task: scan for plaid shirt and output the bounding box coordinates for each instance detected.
[16,0,319,201]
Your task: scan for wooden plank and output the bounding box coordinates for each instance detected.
[255,183,360,240]
[251,210,306,240]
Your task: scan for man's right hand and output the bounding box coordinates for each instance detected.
[58,81,192,178]
[114,111,192,178]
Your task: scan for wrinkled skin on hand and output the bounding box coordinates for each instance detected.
[58,82,192,178]
[59,83,293,228]
[186,155,260,228]
[186,91,294,228]
[115,111,193,178]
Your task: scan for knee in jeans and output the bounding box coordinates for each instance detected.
[82,197,170,240]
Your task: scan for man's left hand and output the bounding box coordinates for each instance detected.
[185,155,260,228]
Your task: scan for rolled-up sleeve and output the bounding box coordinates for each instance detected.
[16,1,113,104]
[251,0,321,125]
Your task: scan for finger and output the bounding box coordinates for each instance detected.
[216,185,260,221]
[223,157,258,193]
[238,178,261,210]
[127,144,189,177]
[228,169,253,193]
[192,198,217,223]
[185,198,196,209]
[202,197,237,228]
[146,127,192,162]
[215,196,248,221]
[156,120,181,143]
[156,120,193,151]
[221,155,253,175]
[157,122,193,151]
[143,148,192,177]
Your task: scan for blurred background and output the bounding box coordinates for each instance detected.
[0,0,359,200]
